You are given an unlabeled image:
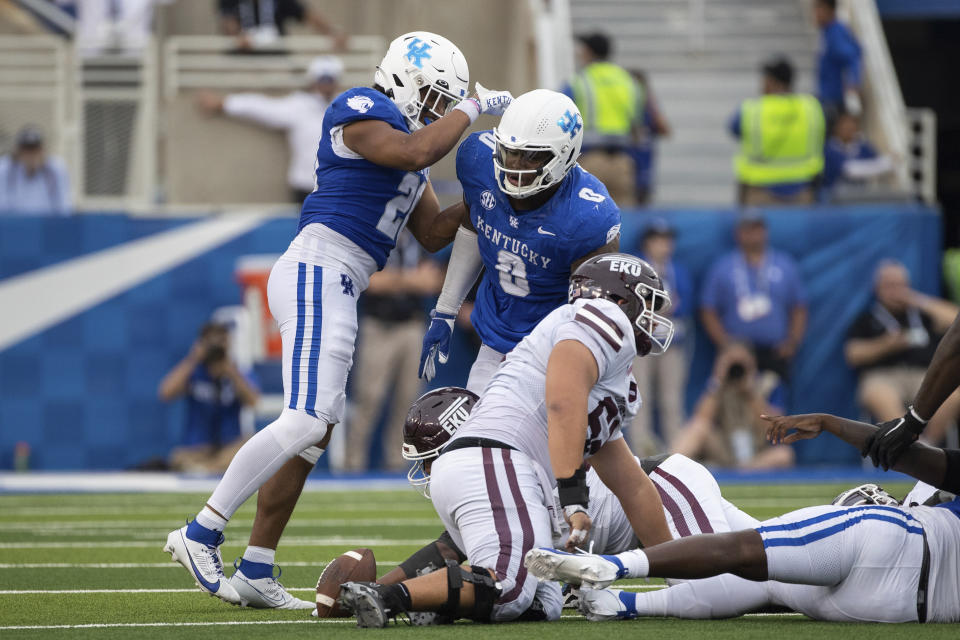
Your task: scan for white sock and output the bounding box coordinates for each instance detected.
[243,545,276,565]
[618,549,650,578]
[195,506,227,532]
[206,410,326,519]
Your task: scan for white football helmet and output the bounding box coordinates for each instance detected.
[493,89,584,199]
[374,31,469,131]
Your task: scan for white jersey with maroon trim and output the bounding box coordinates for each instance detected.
[556,454,761,552]
[450,297,637,487]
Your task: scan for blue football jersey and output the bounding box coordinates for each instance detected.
[299,87,429,268]
[457,131,622,353]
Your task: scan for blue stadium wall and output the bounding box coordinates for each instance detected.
[0,203,941,470]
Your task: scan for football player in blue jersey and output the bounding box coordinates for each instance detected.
[164,31,514,608]
[418,89,623,391]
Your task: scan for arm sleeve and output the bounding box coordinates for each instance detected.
[435,226,483,314]
[223,93,296,129]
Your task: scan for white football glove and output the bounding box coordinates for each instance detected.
[474,82,513,116]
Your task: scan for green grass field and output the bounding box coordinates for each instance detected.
[1,481,953,639]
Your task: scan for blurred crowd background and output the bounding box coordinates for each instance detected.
[1,0,959,475]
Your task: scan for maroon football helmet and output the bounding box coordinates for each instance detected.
[568,253,674,356]
[402,386,479,497]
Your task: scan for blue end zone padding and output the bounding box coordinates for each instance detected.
[0,203,942,470]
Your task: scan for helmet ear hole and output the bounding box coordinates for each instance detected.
[393,74,405,88]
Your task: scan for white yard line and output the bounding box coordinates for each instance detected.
[0,612,801,630]
[0,561,402,569]
[0,585,667,595]
[0,518,440,530]
[0,537,433,549]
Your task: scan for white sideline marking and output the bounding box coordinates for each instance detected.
[0,537,432,549]
[0,561,402,569]
[0,503,424,517]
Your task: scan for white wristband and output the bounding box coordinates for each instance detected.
[453,98,481,124]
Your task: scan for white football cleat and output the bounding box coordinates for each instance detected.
[523,548,624,589]
[164,525,240,604]
[339,582,390,628]
[579,588,637,621]
[228,562,315,610]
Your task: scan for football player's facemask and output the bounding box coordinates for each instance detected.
[831,483,900,507]
[493,89,583,199]
[374,31,469,131]
[401,386,479,498]
[569,253,674,357]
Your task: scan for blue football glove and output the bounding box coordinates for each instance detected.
[419,310,456,381]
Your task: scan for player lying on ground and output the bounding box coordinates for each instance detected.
[525,411,960,623]
[418,89,622,392]
[163,31,514,609]
[335,254,676,627]
[322,387,900,621]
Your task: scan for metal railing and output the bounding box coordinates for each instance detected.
[163,35,385,99]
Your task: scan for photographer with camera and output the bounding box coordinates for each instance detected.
[845,260,960,446]
[672,342,794,469]
[159,323,259,473]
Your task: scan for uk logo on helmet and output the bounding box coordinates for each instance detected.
[557,110,582,139]
[405,38,432,69]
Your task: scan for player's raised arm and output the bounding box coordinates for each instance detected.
[763,412,952,489]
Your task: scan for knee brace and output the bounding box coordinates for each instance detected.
[398,540,449,579]
[269,409,328,452]
[437,559,501,623]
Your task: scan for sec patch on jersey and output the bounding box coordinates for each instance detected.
[315,548,377,617]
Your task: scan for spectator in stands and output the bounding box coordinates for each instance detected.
[159,322,259,473]
[813,0,863,120]
[730,56,825,206]
[700,209,807,406]
[563,32,645,207]
[74,0,171,57]
[629,217,692,454]
[845,259,960,444]
[343,231,443,471]
[195,56,343,203]
[218,0,347,50]
[0,125,71,215]
[821,111,895,201]
[629,70,671,206]
[672,342,794,469]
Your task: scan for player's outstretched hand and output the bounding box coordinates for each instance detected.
[418,310,456,381]
[862,409,925,471]
[762,413,823,445]
[474,82,513,116]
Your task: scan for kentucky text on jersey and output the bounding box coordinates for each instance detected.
[299,87,428,269]
[473,214,552,269]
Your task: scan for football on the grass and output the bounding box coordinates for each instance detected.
[315,548,377,617]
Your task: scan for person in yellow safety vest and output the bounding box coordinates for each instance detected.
[563,32,645,208]
[729,56,825,206]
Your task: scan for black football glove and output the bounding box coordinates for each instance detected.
[861,406,927,471]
